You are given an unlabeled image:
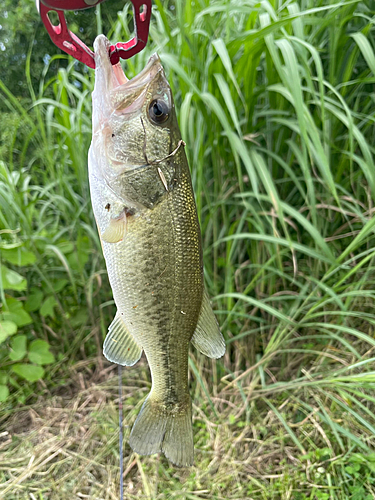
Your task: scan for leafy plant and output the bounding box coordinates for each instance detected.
[0,244,56,400]
[1,0,375,498]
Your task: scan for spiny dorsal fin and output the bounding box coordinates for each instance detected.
[191,289,226,359]
[103,312,142,366]
[101,211,127,243]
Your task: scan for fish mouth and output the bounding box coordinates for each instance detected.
[92,35,165,132]
[93,34,163,100]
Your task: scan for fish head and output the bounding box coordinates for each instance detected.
[90,35,181,207]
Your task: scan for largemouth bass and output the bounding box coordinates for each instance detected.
[88,35,225,467]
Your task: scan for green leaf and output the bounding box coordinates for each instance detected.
[338,216,375,263]
[214,73,242,136]
[45,246,75,294]
[228,414,236,425]
[351,32,375,76]
[1,298,32,327]
[212,38,243,103]
[215,233,334,264]
[66,236,91,270]
[4,298,24,312]
[56,241,74,254]
[40,296,57,318]
[0,242,22,250]
[51,279,68,293]
[0,371,7,384]
[1,247,36,266]
[1,266,27,291]
[28,339,55,365]
[0,385,9,402]
[25,288,44,312]
[70,308,87,328]
[9,335,27,361]
[12,364,44,382]
[2,309,33,327]
[0,321,18,343]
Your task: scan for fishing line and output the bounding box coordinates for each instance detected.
[118,364,124,500]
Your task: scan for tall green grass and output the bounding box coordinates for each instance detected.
[1,0,375,498]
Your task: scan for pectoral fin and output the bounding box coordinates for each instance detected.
[101,212,127,243]
[103,312,142,366]
[191,289,226,359]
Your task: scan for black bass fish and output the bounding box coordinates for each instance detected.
[88,35,225,467]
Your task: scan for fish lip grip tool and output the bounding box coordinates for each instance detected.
[36,0,152,68]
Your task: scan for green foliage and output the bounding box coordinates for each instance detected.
[28,339,55,365]
[0,297,54,390]
[0,321,17,343]
[12,363,44,382]
[1,0,375,497]
[9,335,27,361]
[2,247,35,266]
[0,385,9,402]
[1,267,26,291]
[40,296,57,318]
[0,0,129,104]
[1,298,32,326]
[0,240,56,396]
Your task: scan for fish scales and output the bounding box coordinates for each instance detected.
[89,35,225,467]
[106,166,203,397]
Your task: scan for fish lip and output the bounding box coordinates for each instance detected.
[93,34,163,94]
[117,53,163,91]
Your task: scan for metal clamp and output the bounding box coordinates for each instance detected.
[37,0,152,68]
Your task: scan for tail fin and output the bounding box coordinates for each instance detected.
[129,394,194,467]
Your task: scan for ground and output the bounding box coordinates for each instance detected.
[2,352,375,500]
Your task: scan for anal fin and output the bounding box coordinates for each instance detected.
[103,312,142,366]
[191,289,226,359]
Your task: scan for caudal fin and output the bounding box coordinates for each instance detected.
[129,395,194,467]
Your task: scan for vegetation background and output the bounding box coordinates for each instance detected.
[1,0,375,498]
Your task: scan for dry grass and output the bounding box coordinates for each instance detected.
[2,351,374,500]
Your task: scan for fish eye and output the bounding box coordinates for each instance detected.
[148,99,169,125]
